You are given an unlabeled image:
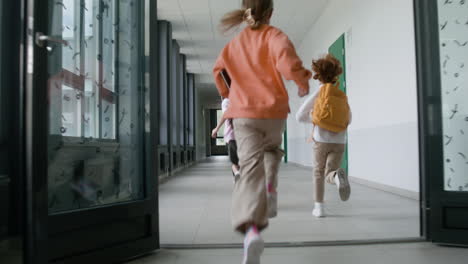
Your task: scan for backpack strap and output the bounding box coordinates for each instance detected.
[333,81,340,90]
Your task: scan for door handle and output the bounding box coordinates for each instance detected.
[35,32,69,48]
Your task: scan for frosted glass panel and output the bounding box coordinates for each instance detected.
[438,0,468,191]
[47,0,146,213]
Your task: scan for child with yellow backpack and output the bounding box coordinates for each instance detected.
[296,54,352,218]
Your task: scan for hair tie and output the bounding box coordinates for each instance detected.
[244,8,258,27]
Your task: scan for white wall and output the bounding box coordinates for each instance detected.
[286,0,420,193]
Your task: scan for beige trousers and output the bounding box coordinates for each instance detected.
[313,142,345,203]
[231,119,285,234]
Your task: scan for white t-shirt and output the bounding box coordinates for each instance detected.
[295,87,351,144]
[221,99,235,142]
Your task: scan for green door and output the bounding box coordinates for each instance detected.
[328,34,348,173]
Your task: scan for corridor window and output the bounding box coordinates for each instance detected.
[171,41,180,147]
[187,74,195,146]
[179,54,186,147]
[157,21,171,146]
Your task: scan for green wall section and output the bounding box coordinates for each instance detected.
[328,34,348,174]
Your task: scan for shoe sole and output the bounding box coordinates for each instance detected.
[337,169,351,201]
[313,213,326,218]
[243,237,264,264]
[312,210,326,218]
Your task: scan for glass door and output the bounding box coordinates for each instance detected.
[415,0,468,245]
[24,0,159,262]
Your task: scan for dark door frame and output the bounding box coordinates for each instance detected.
[23,0,160,263]
[0,0,24,259]
[414,0,439,241]
[414,0,468,245]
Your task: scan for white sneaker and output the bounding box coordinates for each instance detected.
[267,192,277,218]
[312,202,326,218]
[336,168,351,201]
[243,229,264,264]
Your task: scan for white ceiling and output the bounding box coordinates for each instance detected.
[157,0,329,90]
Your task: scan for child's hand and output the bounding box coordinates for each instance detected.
[298,88,309,97]
[211,128,218,139]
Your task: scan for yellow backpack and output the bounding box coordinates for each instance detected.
[311,82,350,133]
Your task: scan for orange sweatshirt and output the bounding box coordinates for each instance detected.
[213,25,312,119]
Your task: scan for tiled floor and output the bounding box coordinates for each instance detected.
[159,157,419,245]
[127,243,468,264]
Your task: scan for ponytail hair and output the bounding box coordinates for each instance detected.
[220,9,246,33]
[220,0,274,33]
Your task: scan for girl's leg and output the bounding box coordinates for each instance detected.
[313,142,329,203]
[228,140,241,181]
[324,144,345,183]
[324,144,350,201]
[232,119,268,233]
[242,224,264,264]
[232,119,267,264]
[312,142,330,218]
[263,120,286,218]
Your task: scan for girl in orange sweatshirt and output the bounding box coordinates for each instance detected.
[213,1,311,263]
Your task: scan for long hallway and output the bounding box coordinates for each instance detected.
[159,157,419,245]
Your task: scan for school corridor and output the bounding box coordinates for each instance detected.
[130,157,468,263]
[1,0,468,263]
[158,157,419,245]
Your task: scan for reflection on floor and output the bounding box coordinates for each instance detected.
[160,157,419,245]
[127,243,468,264]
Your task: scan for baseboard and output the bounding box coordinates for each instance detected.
[288,162,419,201]
[348,176,419,200]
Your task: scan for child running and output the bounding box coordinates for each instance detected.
[213,0,311,263]
[296,54,352,218]
[212,98,241,182]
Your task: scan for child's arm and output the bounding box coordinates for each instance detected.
[296,89,319,123]
[270,31,312,97]
[213,47,230,98]
[211,113,228,139]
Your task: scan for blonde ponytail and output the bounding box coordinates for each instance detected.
[220,9,246,33]
[220,0,274,33]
